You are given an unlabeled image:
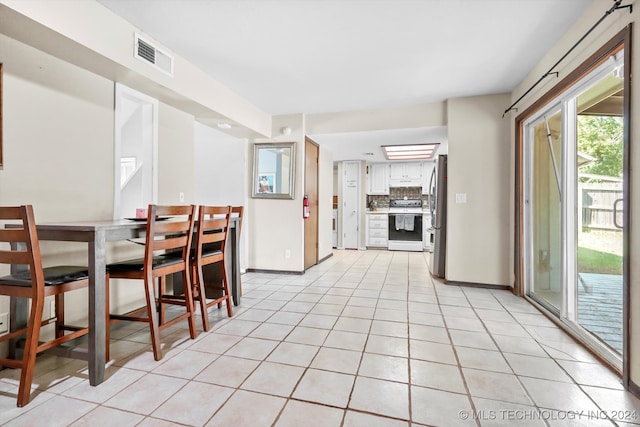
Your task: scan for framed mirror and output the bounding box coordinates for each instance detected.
[252,142,295,199]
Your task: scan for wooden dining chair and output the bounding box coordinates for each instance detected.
[0,205,90,407]
[105,204,197,361]
[231,205,244,297]
[191,205,233,332]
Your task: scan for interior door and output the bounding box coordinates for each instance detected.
[342,161,360,249]
[304,138,319,269]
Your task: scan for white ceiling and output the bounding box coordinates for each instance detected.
[311,126,448,163]
[97,0,594,160]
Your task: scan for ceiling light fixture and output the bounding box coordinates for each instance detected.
[382,143,440,160]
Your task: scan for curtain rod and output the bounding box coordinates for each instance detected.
[502,0,632,118]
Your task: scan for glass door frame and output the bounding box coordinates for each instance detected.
[515,26,631,382]
[523,104,564,317]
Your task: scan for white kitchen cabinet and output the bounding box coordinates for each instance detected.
[367,163,389,195]
[423,212,433,250]
[389,162,422,187]
[421,161,435,194]
[332,209,338,248]
[366,213,388,247]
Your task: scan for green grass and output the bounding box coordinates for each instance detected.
[578,246,622,275]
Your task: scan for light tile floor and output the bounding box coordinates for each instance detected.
[1,250,640,426]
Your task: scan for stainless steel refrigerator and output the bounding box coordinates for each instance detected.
[430,154,447,278]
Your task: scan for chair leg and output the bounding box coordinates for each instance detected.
[194,264,210,332]
[221,260,233,318]
[16,297,45,407]
[144,274,162,361]
[182,270,197,339]
[54,294,65,339]
[158,276,166,326]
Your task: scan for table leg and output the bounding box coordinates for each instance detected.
[88,229,106,386]
[230,225,240,306]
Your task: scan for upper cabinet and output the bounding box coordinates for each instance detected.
[367,163,389,195]
[421,161,435,194]
[389,162,422,187]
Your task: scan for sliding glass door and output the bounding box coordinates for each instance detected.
[574,70,625,355]
[523,47,626,368]
[526,109,563,312]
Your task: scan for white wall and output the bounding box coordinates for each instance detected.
[307,102,446,134]
[0,31,213,329]
[0,33,115,329]
[0,34,114,219]
[194,122,248,272]
[249,114,306,272]
[157,103,195,204]
[194,122,247,206]
[0,0,271,138]
[446,94,511,286]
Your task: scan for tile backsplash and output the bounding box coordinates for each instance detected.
[390,187,421,199]
[368,187,430,210]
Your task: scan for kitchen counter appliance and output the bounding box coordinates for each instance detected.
[388,198,423,251]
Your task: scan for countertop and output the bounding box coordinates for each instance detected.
[366,209,431,214]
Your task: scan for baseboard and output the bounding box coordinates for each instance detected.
[628,379,640,398]
[318,252,333,264]
[443,280,512,291]
[246,268,304,275]
[247,253,333,275]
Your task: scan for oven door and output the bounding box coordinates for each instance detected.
[388,213,423,246]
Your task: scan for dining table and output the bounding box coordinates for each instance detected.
[8,216,241,387]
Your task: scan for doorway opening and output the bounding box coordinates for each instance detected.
[113,83,158,219]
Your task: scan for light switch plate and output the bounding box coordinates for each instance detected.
[456,193,467,203]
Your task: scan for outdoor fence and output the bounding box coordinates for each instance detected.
[580,183,623,231]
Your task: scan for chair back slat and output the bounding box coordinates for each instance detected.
[0,205,46,292]
[143,205,196,261]
[195,206,231,258]
[198,216,229,245]
[152,235,189,252]
[0,229,29,243]
[0,250,32,265]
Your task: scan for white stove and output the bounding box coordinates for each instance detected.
[388,198,423,213]
[388,199,424,251]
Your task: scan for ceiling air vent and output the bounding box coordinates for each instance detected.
[134,33,174,77]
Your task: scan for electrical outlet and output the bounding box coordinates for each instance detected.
[285,249,291,259]
[0,313,8,335]
[179,192,185,203]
